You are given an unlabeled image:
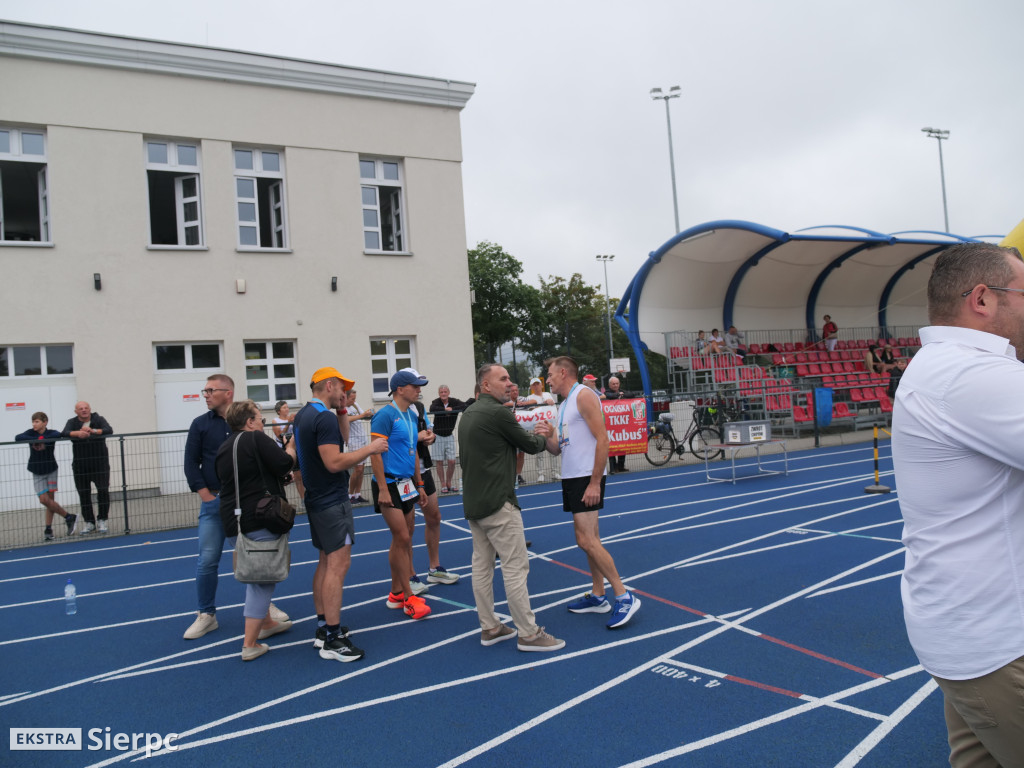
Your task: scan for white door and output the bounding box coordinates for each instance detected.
[154,379,209,495]
[0,382,78,513]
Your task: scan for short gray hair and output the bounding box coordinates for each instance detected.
[928,243,1021,324]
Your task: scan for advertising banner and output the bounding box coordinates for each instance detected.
[514,398,647,455]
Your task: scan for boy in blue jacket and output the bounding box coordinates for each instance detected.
[15,412,77,540]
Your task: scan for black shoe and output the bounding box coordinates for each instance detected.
[44,529,54,541]
[314,625,347,649]
[64,513,78,535]
[617,467,629,473]
[516,474,526,485]
[319,629,363,662]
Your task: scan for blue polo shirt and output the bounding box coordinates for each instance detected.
[293,399,348,512]
[370,402,418,479]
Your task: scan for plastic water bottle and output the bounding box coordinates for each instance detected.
[64,578,77,615]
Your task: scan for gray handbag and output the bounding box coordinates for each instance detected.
[231,432,291,584]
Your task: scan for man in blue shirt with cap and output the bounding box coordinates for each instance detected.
[370,368,431,621]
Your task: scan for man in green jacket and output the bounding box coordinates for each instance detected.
[458,363,565,653]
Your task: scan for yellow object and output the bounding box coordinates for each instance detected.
[1000,218,1024,253]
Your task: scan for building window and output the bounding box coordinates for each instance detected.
[0,345,73,377]
[369,336,416,399]
[244,340,296,404]
[0,126,49,243]
[145,140,204,246]
[360,158,405,252]
[154,342,222,371]
[234,148,287,249]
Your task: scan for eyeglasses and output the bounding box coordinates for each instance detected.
[961,286,1024,298]
[200,388,230,396]
[248,415,266,425]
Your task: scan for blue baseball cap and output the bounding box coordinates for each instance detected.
[389,367,428,394]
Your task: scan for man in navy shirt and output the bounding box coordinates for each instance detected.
[181,375,289,640]
[294,367,387,662]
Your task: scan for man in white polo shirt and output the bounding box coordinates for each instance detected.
[892,241,1024,767]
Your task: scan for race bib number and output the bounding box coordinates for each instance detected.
[396,478,418,501]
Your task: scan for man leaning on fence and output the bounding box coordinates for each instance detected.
[891,241,1024,767]
[182,374,288,640]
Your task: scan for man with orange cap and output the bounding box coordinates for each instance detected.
[293,367,388,662]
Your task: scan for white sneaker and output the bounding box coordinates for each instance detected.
[183,612,218,640]
[97,520,108,533]
[81,522,96,534]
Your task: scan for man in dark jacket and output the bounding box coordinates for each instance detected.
[61,401,113,534]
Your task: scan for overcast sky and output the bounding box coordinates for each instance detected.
[2,0,1022,300]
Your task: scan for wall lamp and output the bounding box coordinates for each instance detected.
[331,276,338,292]
[93,273,101,291]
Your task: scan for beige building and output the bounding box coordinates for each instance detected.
[0,20,476,442]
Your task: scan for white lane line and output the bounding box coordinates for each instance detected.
[656,658,886,721]
[430,548,905,768]
[832,677,939,768]
[615,665,925,768]
[84,614,745,767]
[807,571,903,599]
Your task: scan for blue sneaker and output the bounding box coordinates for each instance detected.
[606,592,641,629]
[568,592,611,614]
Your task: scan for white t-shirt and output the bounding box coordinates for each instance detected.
[892,325,1024,679]
[523,391,555,406]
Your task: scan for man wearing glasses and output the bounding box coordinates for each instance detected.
[182,374,288,639]
[892,242,1024,766]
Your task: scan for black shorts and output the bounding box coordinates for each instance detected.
[420,468,437,497]
[307,500,355,553]
[371,478,417,515]
[561,475,606,513]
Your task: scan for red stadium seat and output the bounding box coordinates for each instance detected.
[793,405,813,423]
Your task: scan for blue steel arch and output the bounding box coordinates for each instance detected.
[616,222,996,417]
[876,246,945,330]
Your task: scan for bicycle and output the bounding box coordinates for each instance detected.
[645,399,739,465]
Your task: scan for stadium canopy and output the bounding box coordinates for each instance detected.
[614,220,997,402]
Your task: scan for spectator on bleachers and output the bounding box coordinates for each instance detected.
[879,343,897,370]
[724,326,746,358]
[822,315,839,352]
[887,357,908,398]
[710,329,726,348]
[695,330,722,356]
[865,343,895,374]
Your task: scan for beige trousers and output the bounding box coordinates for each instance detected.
[468,501,539,638]
[932,655,1024,768]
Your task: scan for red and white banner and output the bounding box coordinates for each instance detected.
[514,398,648,456]
[603,398,648,456]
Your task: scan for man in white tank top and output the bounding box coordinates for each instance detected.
[542,356,641,629]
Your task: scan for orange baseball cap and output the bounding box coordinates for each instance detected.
[310,366,354,390]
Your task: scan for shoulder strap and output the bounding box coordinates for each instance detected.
[232,433,242,518]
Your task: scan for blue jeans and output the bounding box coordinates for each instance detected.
[196,497,225,614]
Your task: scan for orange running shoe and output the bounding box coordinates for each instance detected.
[403,594,431,620]
[386,591,405,609]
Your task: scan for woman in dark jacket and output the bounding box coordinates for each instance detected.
[215,400,296,661]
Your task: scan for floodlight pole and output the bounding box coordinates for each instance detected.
[921,127,950,232]
[596,254,615,362]
[651,86,682,234]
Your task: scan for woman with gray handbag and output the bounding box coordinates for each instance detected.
[215,400,297,661]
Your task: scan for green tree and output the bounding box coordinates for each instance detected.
[467,241,538,367]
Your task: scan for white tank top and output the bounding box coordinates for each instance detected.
[557,383,607,480]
